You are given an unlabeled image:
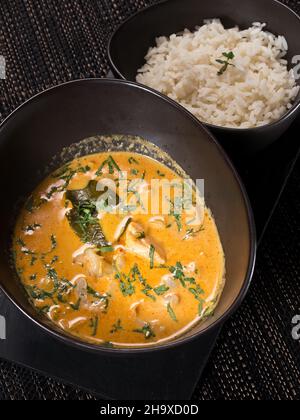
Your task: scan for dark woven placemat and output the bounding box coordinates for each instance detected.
[0,0,300,400]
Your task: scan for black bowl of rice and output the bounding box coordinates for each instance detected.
[108,0,300,156]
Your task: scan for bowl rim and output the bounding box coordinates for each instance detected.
[0,77,257,355]
[107,0,300,133]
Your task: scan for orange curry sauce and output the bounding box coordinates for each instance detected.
[13,152,225,347]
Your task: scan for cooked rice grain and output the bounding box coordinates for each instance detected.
[136,20,299,128]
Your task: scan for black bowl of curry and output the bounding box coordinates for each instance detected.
[0,79,256,353]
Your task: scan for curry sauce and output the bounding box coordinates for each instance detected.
[13,152,225,347]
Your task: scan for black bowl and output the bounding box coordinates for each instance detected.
[108,0,300,157]
[0,78,256,354]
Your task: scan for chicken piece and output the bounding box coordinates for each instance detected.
[125,222,166,264]
[114,216,132,242]
[164,292,180,306]
[73,247,104,277]
[73,276,108,313]
[74,276,88,304]
[73,246,113,277]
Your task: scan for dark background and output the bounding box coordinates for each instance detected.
[0,0,300,400]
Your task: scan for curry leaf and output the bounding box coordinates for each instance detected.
[66,181,109,247]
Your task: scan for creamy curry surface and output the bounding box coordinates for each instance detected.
[13,151,225,347]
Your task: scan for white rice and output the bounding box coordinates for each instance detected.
[136,20,299,128]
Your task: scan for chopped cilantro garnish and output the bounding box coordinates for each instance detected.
[154,285,169,295]
[130,168,139,176]
[169,262,196,288]
[183,226,205,240]
[96,155,121,176]
[110,319,124,334]
[128,157,139,165]
[188,285,205,301]
[167,303,178,322]
[149,244,155,269]
[90,316,99,337]
[115,272,135,297]
[70,298,81,311]
[141,285,156,301]
[133,323,156,339]
[99,245,114,253]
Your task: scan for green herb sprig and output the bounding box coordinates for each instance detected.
[169,262,196,288]
[96,155,121,176]
[110,319,124,334]
[133,323,156,339]
[131,264,156,301]
[216,51,235,76]
[149,245,155,269]
[115,272,136,297]
[90,316,99,337]
[153,284,169,296]
[167,303,178,322]
[183,226,205,240]
[128,156,139,165]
